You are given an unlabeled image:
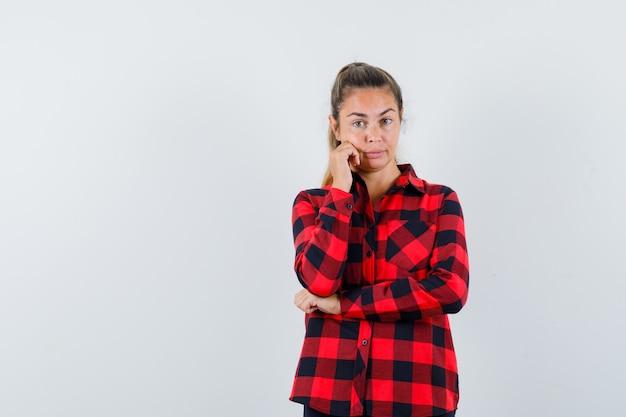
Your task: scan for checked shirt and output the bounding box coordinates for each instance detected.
[290,165,469,417]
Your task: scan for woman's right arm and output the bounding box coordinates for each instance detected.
[292,188,354,297]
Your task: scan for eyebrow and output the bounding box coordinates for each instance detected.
[346,108,396,118]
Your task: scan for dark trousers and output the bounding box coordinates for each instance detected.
[303,405,456,417]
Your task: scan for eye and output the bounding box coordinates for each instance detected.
[381,118,392,125]
[352,120,365,128]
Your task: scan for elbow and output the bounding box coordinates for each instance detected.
[442,284,468,315]
[296,270,341,297]
[443,298,465,315]
[310,286,339,298]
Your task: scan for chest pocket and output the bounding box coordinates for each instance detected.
[382,216,436,276]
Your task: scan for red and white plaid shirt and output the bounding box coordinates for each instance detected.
[290,165,469,417]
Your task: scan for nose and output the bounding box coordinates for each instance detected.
[366,124,382,142]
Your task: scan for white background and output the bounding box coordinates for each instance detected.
[1,1,625,416]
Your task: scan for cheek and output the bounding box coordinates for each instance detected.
[383,128,400,141]
[339,127,360,141]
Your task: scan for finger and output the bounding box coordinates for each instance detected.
[349,152,360,166]
[297,302,317,314]
[339,143,360,165]
[294,289,309,305]
[294,288,306,300]
[294,290,316,311]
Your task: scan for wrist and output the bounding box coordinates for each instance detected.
[331,180,352,193]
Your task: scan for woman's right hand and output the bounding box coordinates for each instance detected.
[330,141,360,192]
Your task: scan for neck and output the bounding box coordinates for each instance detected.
[358,164,402,203]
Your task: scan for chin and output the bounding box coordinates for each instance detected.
[367,157,393,168]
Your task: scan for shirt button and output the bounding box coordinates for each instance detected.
[347,203,353,209]
[368,223,374,229]
[366,251,372,257]
[362,340,368,346]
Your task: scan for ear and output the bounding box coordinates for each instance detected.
[328,115,339,140]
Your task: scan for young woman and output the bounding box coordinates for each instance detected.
[290,62,469,417]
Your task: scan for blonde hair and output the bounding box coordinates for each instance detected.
[322,62,404,186]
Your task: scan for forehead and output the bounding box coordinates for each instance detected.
[340,87,397,114]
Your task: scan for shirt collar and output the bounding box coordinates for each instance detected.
[396,164,426,193]
[351,164,426,194]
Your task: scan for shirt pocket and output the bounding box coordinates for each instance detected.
[381,217,436,277]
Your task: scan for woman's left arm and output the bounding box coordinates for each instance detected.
[339,190,470,322]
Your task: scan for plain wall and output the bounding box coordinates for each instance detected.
[1,1,625,416]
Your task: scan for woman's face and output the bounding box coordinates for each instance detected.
[330,87,402,175]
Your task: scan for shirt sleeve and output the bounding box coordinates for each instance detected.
[292,188,355,297]
[339,189,470,322]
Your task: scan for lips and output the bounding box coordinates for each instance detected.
[364,150,385,158]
